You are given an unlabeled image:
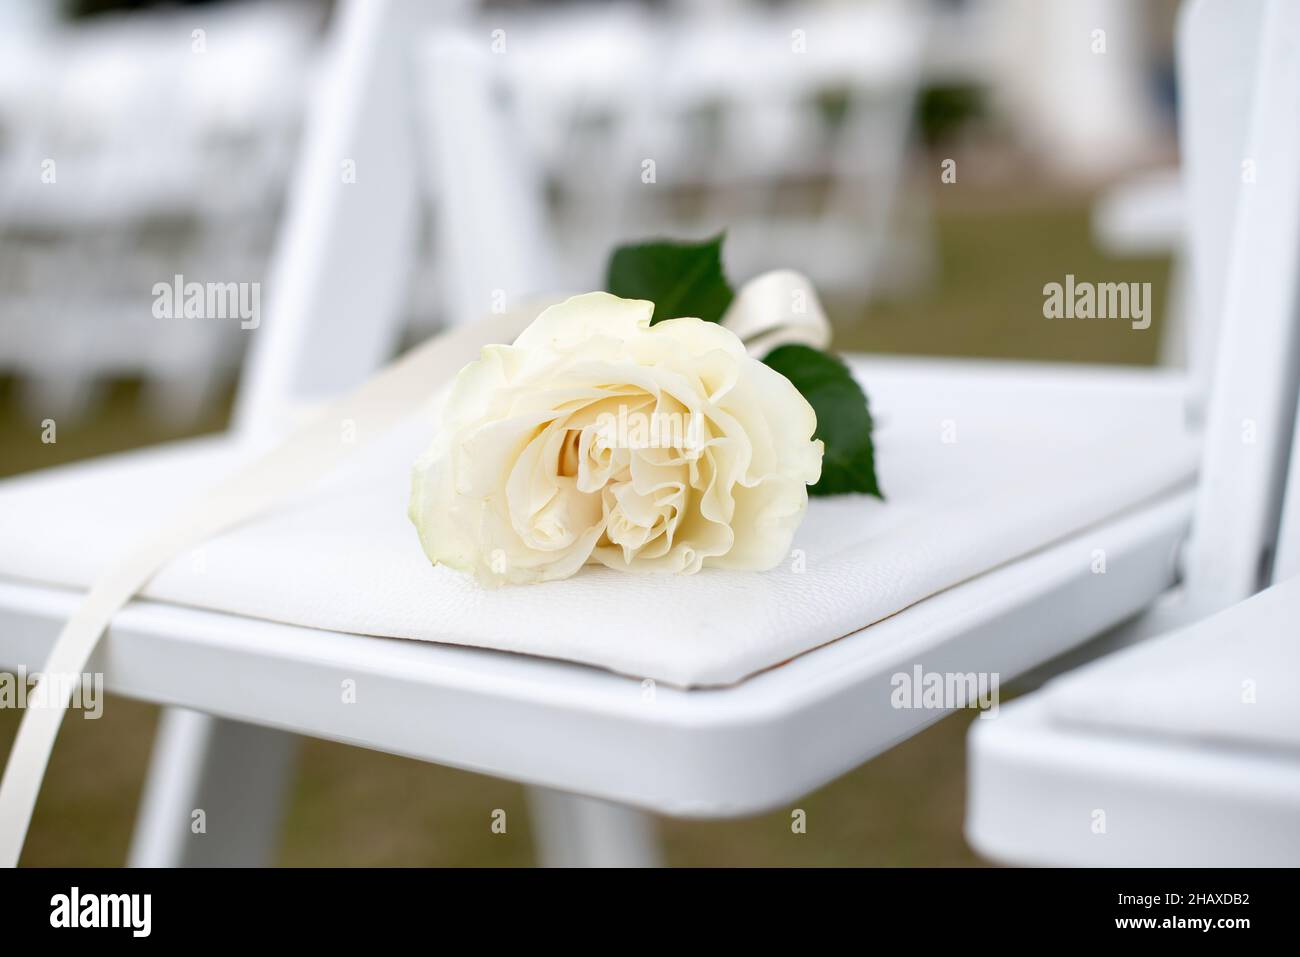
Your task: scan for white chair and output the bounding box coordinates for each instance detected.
[966,0,1300,867]
[966,573,1300,866]
[0,0,1239,866]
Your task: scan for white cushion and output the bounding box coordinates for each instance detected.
[0,358,1198,687]
[1045,574,1300,752]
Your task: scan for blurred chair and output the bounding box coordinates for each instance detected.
[0,0,319,424]
[0,0,1266,868]
[967,0,1300,866]
[428,0,931,324]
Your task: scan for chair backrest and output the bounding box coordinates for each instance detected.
[1274,429,1300,584]
[1180,0,1300,611]
[235,0,429,436]
[414,26,553,331]
[236,0,551,438]
[235,0,924,430]
[1177,0,1262,416]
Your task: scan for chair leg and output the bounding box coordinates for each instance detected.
[127,708,298,867]
[526,787,661,868]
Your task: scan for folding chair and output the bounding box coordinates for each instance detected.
[0,0,1220,866]
[966,0,1300,867]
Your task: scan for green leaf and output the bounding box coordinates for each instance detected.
[762,344,882,498]
[605,234,734,325]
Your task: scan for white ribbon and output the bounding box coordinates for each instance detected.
[721,269,831,358]
[0,271,827,866]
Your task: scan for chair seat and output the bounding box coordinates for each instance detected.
[0,357,1198,687]
[967,576,1300,866]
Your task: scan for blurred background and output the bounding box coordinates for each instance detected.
[1,0,1181,865]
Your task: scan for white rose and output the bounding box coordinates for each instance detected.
[409,292,823,585]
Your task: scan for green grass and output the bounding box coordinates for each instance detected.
[0,193,1170,866]
[831,200,1169,365]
